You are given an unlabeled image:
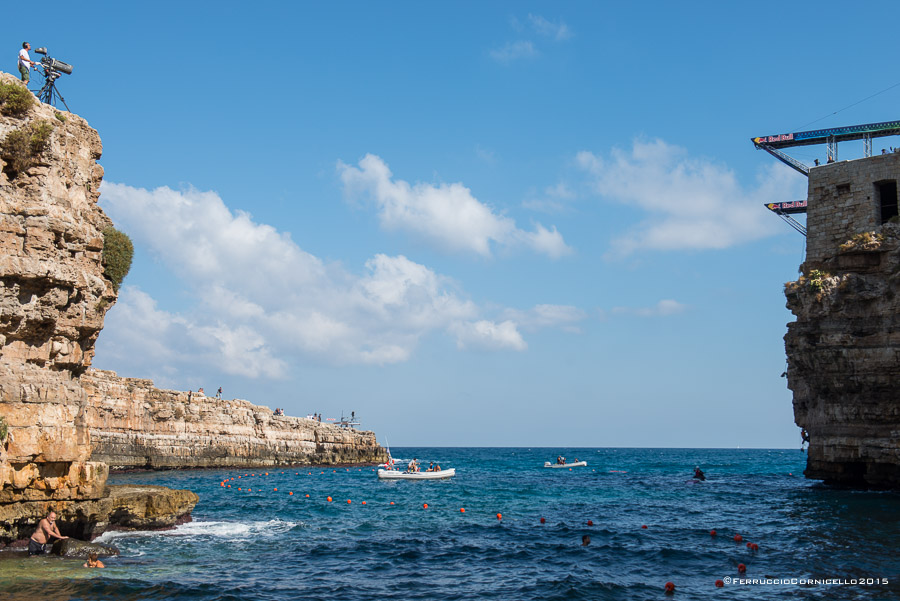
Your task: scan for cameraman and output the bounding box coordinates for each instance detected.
[17,42,36,84]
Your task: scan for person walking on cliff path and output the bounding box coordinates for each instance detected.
[29,509,68,555]
[18,42,36,85]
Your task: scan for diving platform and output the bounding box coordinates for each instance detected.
[752,119,900,175]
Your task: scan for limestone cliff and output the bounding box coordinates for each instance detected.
[0,72,385,545]
[785,153,900,488]
[82,369,386,469]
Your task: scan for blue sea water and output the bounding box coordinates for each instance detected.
[2,448,899,601]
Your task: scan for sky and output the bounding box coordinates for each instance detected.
[11,1,900,447]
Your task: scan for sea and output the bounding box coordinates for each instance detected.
[1,447,898,601]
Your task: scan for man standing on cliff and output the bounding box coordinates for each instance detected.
[18,42,36,85]
[29,509,69,555]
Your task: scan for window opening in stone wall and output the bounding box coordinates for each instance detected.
[876,180,898,223]
[836,183,851,195]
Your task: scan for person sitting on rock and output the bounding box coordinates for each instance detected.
[84,552,105,568]
[29,509,68,556]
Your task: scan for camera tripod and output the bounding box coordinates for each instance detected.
[35,69,69,112]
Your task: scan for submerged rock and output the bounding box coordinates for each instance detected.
[52,537,118,558]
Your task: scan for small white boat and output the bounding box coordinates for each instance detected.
[377,468,456,480]
[544,461,587,468]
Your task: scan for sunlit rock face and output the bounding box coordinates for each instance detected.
[785,153,900,488]
[82,369,387,469]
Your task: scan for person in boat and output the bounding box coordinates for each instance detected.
[557,456,565,465]
[434,464,441,471]
[426,462,434,472]
[407,458,419,473]
[693,466,706,481]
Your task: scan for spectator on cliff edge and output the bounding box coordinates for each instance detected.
[198,387,204,396]
[216,387,222,399]
[18,42,36,84]
[29,509,68,555]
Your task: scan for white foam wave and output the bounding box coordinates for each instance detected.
[94,519,302,544]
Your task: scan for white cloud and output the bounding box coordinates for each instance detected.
[97,183,483,372]
[97,183,582,378]
[489,41,538,63]
[450,320,527,351]
[338,154,571,258]
[611,299,688,317]
[503,304,587,333]
[528,14,572,40]
[577,139,806,257]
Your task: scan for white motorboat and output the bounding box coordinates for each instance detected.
[544,461,587,468]
[377,468,456,480]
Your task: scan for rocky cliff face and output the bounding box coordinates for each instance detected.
[81,369,386,469]
[0,71,385,545]
[0,77,113,372]
[785,154,900,488]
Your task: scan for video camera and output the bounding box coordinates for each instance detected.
[32,47,72,111]
[33,47,73,76]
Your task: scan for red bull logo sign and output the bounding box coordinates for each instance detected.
[754,133,795,145]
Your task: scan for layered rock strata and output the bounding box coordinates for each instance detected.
[785,153,900,488]
[0,72,196,545]
[82,369,386,469]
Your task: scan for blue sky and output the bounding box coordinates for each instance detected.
[15,2,900,446]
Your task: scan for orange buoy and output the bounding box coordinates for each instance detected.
[227,485,231,488]
[641,525,648,529]
[362,501,366,505]
[733,534,743,543]
[238,487,242,491]
[737,563,746,573]
[265,472,269,476]
[496,513,502,520]
[751,543,759,551]
[664,581,675,594]
[327,496,333,502]
[289,492,293,495]
[305,494,310,498]
[423,503,428,509]
[347,499,352,504]
[274,488,278,492]
[710,529,717,536]
[715,579,724,587]
[540,517,546,524]
[746,542,752,548]
[587,520,593,526]
[390,501,394,505]
[460,508,465,513]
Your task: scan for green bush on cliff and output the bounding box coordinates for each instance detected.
[807,269,828,292]
[1,120,54,179]
[101,227,134,292]
[0,415,7,443]
[0,81,35,117]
